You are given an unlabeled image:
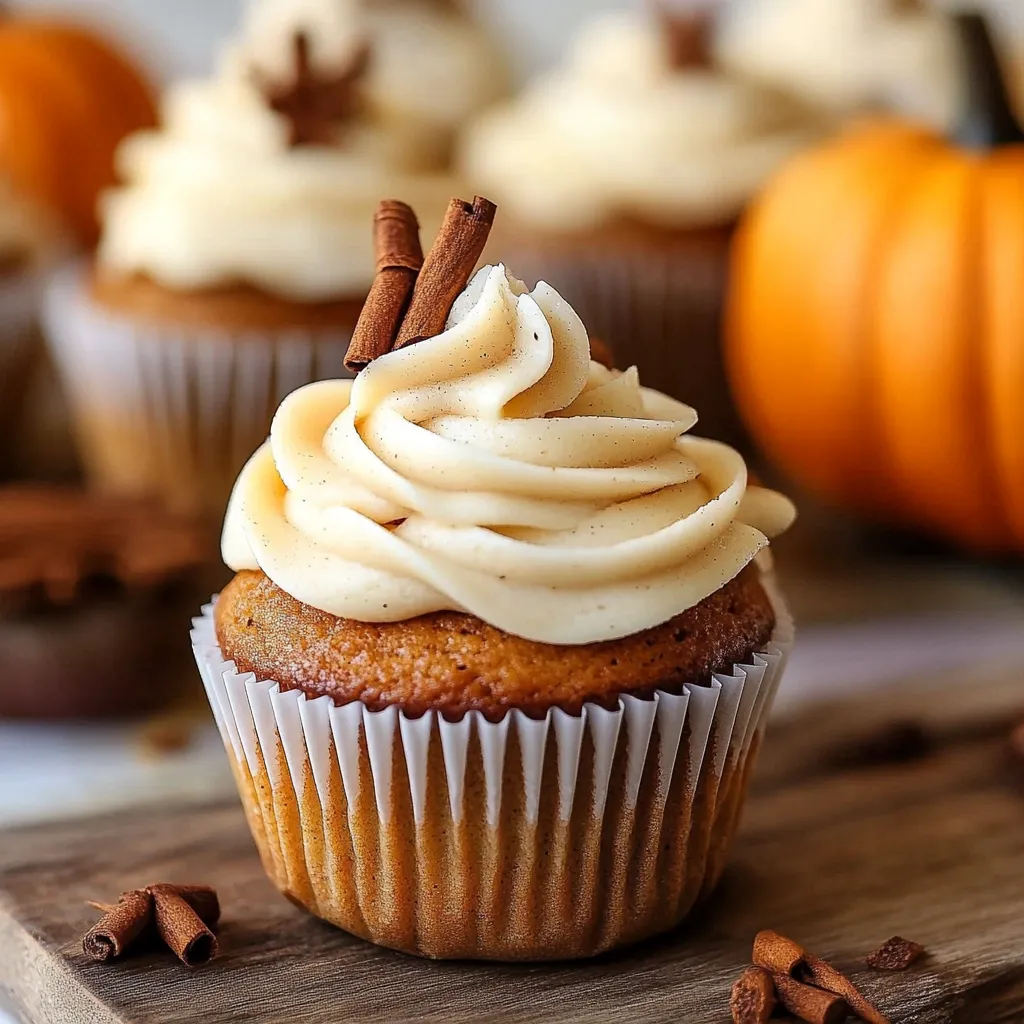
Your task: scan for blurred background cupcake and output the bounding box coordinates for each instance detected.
[716,0,965,130]
[44,0,507,524]
[0,10,156,480]
[0,484,209,719]
[460,3,822,446]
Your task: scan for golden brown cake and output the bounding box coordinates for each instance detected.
[215,565,774,718]
[89,270,365,332]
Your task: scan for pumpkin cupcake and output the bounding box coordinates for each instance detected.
[459,7,820,446]
[0,485,209,718]
[192,197,796,960]
[716,0,964,131]
[45,0,505,521]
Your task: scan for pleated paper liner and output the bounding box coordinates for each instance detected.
[0,262,45,440]
[192,576,793,960]
[43,265,355,521]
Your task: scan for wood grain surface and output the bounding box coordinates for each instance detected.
[1,660,1023,1024]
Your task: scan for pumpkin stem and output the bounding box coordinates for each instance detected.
[954,12,1024,149]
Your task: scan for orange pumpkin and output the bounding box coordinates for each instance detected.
[726,13,1024,553]
[0,17,156,246]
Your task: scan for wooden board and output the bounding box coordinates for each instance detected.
[2,659,1024,1024]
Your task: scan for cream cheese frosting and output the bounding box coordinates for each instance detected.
[716,0,963,130]
[98,0,506,300]
[223,263,795,645]
[459,11,820,232]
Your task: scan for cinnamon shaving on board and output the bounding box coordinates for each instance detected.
[83,884,220,967]
[753,930,890,1024]
[729,966,776,1024]
[773,973,848,1024]
[865,936,925,971]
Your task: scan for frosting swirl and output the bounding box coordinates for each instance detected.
[716,0,963,130]
[99,0,505,299]
[460,11,820,231]
[223,264,795,644]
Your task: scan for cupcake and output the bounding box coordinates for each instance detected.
[192,197,796,960]
[45,0,505,521]
[459,8,820,446]
[715,0,964,130]
[0,485,209,719]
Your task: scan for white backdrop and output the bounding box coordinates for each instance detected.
[13,0,1024,84]
[6,0,625,80]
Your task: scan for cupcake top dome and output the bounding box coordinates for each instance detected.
[716,0,963,130]
[98,0,506,301]
[459,9,820,232]
[222,198,795,645]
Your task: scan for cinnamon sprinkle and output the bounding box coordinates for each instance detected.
[344,201,423,371]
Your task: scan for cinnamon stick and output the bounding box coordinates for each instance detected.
[729,966,776,1024]
[345,200,423,371]
[753,930,890,1024]
[773,974,848,1024]
[82,889,153,961]
[802,952,890,1024]
[149,884,218,967]
[394,195,496,349]
[163,884,221,928]
[753,929,807,975]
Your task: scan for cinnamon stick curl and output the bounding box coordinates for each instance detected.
[82,883,220,967]
[753,929,890,1024]
[729,966,776,1024]
[345,200,423,371]
[149,883,219,967]
[773,973,848,1024]
[394,195,496,349]
[82,889,153,962]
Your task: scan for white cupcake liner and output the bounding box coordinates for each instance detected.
[42,264,355,518]
[190,575,793,960]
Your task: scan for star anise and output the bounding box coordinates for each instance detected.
[652,3,714,70]
[258,31,370,148]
